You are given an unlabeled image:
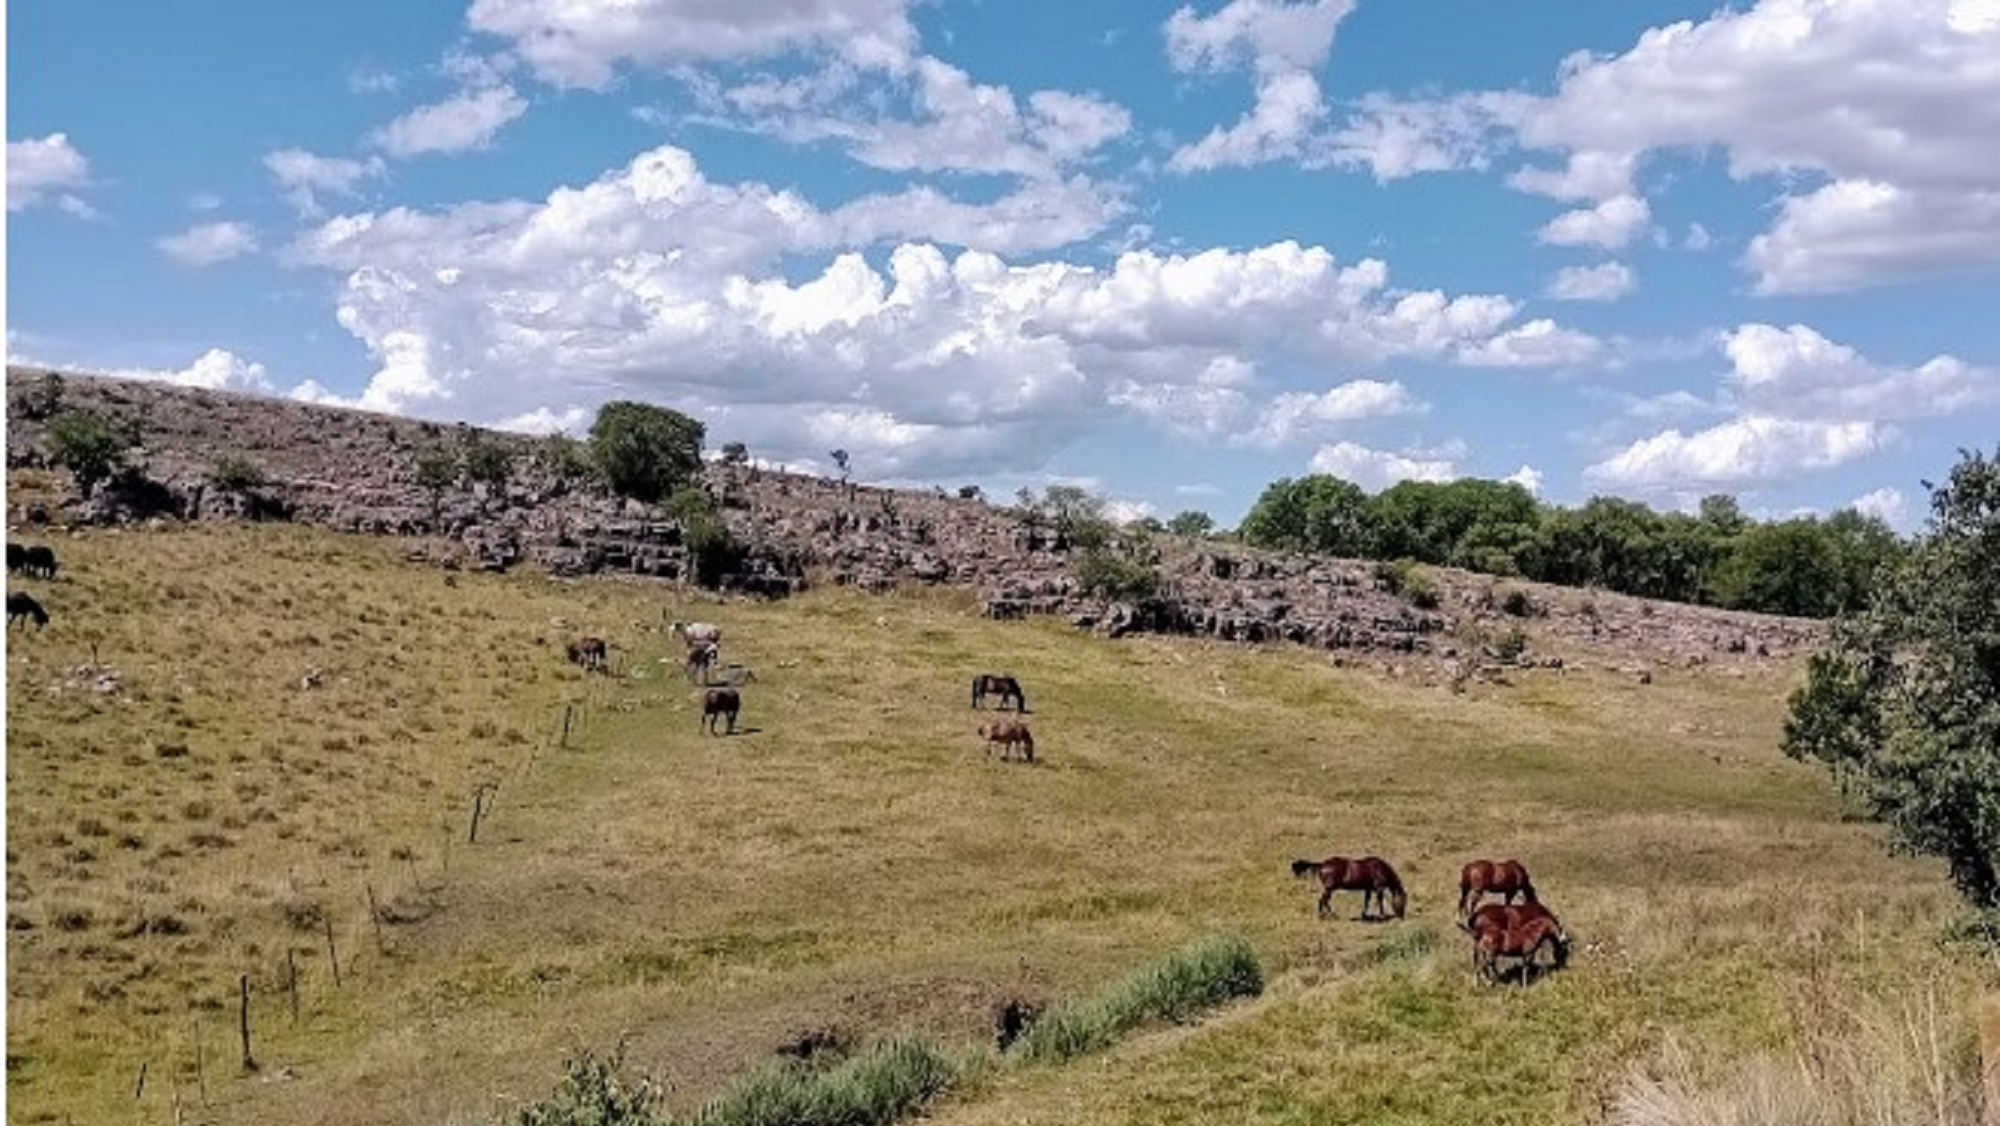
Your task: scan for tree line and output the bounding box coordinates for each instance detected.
[1232,474,1903,620]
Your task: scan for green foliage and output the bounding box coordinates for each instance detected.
[1374,558,1439,609]
[414,449,459,494]
[1784,447,2000,911]
[667,486,739,589]
[590,401,706,503]
[1016,935,1262,1064]
[460,435,513,490]
[517,1045,662,1126]
[1074,551,1161,602]
[1166,510,1215,539]
[685,1039,955,1126]
[1238,475,1370,556]
[208,456,268,492]
[46,408,134,498]
[537,435,600,485]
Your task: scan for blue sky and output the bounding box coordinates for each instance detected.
[8,0,2000,530]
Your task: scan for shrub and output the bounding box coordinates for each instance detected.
[536,435,599,485]
[517,1045,662,1126]
[686,1038,955,1126]
[1375,558,1439,608]
[47,408,133,498]
[1500,588,1535,617]
[1073,551,1160,602]
[460,436,513,489]
[667,486,739,589]
[209,457,268,491]
[1016,935,1262,1064]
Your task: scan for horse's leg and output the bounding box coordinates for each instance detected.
[1316,884,1332,919]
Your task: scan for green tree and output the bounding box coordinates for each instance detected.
[414,449,459,526]
[1783,448,2000,911]
[1238,475,1369,556]
[460,435,513,491]
[666,485,738,588]
[589,401,705,503]
[46,409,133,498]
[1712,517,1840,617]
[1166,510,1216,539]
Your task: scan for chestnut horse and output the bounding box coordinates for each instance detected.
[1290,855,1407,921]
[1465,901,1569,983]
[1457,859,1537,923]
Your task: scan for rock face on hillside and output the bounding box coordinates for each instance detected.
[5,367,1823,672]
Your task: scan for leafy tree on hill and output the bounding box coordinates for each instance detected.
[1238,475,1369,556]
[1166,510,1215,539]
[1784,448,2000,912]
[590,401,705,503]
[46,408,133,499]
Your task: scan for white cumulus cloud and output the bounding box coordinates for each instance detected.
[7,133,92,213]
[156,221,260,266]
[1546,261,1634,302]
[370,85,530,157]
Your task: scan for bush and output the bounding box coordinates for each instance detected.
[1016,935,1262,1065]
[209,457,268,492]
[1375,559,1439,609]
[460,436,513,489]
[591,401,705,503]
[517,1045,662,1126]
[536,435,599,485]
[46,408,133,498]
[1073,551,1160,602]
[667,486,739,589]
[686,1039,955,1126]
[1499,588,1535,617]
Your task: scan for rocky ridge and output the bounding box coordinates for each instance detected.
[5,367,1823,675]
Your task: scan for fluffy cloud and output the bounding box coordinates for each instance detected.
[1546,261,1635,302]
[156,221,259,266]
[1243,379,1426,446]
[107,349,278,394]
[1537,195,1650,250]
[284,145,1587,481]
[370,85,530,157]
[1308,440,1458,490]
[1849,485,1909,528]
[1586,416,1887,490]
[467,0,919,88]
[1165,0,1356,172]
[7,133,92,214]
[1721,322,1997,421]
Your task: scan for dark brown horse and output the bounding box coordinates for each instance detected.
[702,687,741,735]
[971,673,1027,712]
[1465,900,1569,983]
[1457,859,1537,922]
[1290,856,1407,921]
[567,636,608,672]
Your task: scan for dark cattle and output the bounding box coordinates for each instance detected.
[5,543,23,573]
[21,545,57,580]
[8,592,49,631]
[1290,855,1407,921]
[971,673,1027,712]
[1457,859,1537,923]
[977,717,1034,762]
[1465,901,1570,983]
[703,687,741,735]
[566,636,608,672]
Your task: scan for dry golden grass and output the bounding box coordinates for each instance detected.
[4,520,1991,1126]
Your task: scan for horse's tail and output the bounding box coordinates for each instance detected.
[1290,859,1322,879]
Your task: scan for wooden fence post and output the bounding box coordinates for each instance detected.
[287,950,299,1026]
[238,974,258,1073]
[365,884,385,952]
[323,914,342,989]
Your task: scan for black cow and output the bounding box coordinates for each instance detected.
[21,545,57,580]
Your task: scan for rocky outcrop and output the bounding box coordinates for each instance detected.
[6,367,1824,669]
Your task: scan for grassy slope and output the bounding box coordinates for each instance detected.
[4,520,1988,1126]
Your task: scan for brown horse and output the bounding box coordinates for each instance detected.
[978,718,1035,762]
[1457,859,1537,923]
[1465,901,1569,983]
[1291,856,1407,921]
[567,636,608,672]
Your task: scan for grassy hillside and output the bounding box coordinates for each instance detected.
[4,518,1990,1126]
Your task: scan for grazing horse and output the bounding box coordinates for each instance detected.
[684,641,720,684]
[1458,859,1537,922]
[702,687,741,735]
[1291,855,1407,921]
[1466,901,1570,983]
[566,636,608,672]
[8,591,49,631]
[971,673,1027,712]
[669,619,722,648]
[14,545,57,580]
[977,718,1035,762]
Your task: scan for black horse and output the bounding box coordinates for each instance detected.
[19,545,57,579]
[8,591,50,630]
[971,673,1027,712]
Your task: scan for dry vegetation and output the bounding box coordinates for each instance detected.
[4,517,1992,1126]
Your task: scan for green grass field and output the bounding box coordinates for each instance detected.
[4,519,1991,1125]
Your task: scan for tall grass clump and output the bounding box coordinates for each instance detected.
[1610,985,1983,1126]
[516,1046,663,1126]
[1016,935,1263,1064]
[683,1038,955,1126]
